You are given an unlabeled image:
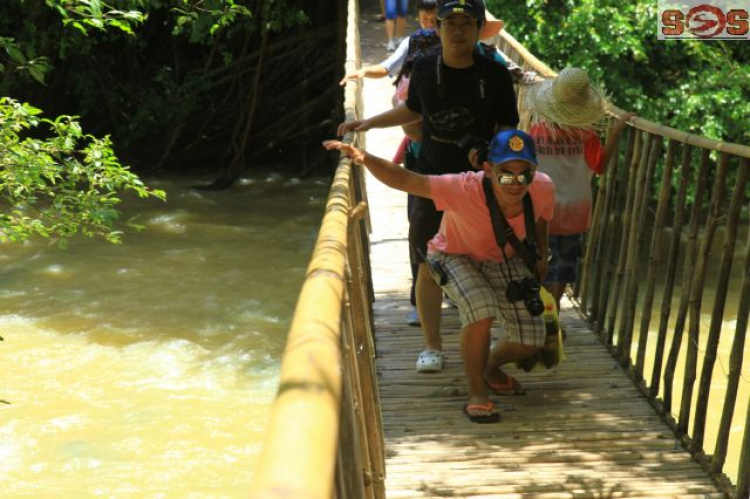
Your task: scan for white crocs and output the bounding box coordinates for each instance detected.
[416,349,443,373]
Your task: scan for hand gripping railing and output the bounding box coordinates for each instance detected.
[249,0,384,497]
[491,25,750,499]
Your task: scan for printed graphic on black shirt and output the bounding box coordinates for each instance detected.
[429,107,475,134]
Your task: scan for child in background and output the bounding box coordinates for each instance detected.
[525,68,635,312]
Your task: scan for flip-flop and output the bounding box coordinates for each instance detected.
[463,402,501,424]
[485,372,526,395]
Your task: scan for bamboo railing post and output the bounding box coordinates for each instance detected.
[606,129,643,348]
[678,152,729,436]
[663,149,711,415]
[618,133,657,363]
[736,370,750,497]
[346,196,385,497]
[336,325,368,498]
[580,120,615,316]
[635,139,676,381]
[692,157,749,452]
[713,164,750,475]
[340,292,374,499]
[598,126,636,340]
[587,121,627,325]
[650,144,693,399]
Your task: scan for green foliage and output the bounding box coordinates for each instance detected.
[0,97,165,246]
[45,0,146,35]
[0,37,53,84]
[0,0,309,246]
[489,0,749,145]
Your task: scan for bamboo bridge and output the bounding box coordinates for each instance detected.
[249,1,750,497]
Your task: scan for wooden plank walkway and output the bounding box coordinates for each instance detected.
[355,3,726,497]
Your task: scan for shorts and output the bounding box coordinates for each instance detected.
[426,251,546,347]
[408,196,442,264]
[544,234,582,285]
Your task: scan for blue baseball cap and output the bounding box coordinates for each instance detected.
[487,129,538,167]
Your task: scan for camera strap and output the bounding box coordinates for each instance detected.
[481,175,540,278]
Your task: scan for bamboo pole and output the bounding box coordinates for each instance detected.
[606,129,643,347]
[336,339,367,499]
[588,122,626,326]
[678,152,729,436]
[599,127,636,340]
[618,133,656,363]
[340,293,373,499]
[347,198,385,497]
[713,164,750,475]
[692,156,749,451]
[650,144,693,399]
[635,139,676,380]
[580,120,616,316]
[663,149,711,415]
[737,372,750,497]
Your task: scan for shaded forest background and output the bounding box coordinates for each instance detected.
[0,0,346,182]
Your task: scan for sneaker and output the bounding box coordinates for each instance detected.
[416,349,443,373]
[406,308,421,327]
[386,39,397,52]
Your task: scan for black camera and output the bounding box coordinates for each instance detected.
[457,134,489,164]
[506,277,544,316]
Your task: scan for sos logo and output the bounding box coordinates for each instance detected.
[658,1,750,39]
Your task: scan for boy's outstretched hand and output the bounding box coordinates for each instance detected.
[336,119,371,137]
[322,140,366,165]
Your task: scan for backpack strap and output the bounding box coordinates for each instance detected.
[482,175,540,277]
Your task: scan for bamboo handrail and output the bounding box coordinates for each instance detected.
[495,20,750,498]
[250,0,383,496]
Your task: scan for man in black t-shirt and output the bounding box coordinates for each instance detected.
[337,0,519,386]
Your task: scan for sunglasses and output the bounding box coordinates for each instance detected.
[497,169,535,186]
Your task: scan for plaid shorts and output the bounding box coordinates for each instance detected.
[426,251,546,347]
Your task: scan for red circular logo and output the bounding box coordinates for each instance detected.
[686,4,726,37]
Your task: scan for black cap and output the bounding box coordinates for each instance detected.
[437,0,486,23]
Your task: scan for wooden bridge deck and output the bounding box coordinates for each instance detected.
[356,4,725,497]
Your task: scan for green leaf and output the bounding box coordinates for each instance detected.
[6,46,26,64]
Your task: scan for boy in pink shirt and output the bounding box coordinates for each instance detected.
[323,129,555,423]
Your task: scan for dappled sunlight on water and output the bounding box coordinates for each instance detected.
[0,172,329,497]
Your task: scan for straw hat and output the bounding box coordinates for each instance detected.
[480,11,505,40]
[525,68,609,130]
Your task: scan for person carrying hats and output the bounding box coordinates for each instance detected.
[323,129,555,424]
[337,0,520,376]
[524,68,635,312]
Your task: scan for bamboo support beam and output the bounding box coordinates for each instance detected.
[607,129,643,348]
[618,134,657,363]
[713,162,750,476]
[678,152,729,436]
[635,139,676,380]
[663,149,711,415]
[580,120,617,316]
[650,144,692,399]
[737,355,750,497]
[692,157,749,451]
[598,127,636,341]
